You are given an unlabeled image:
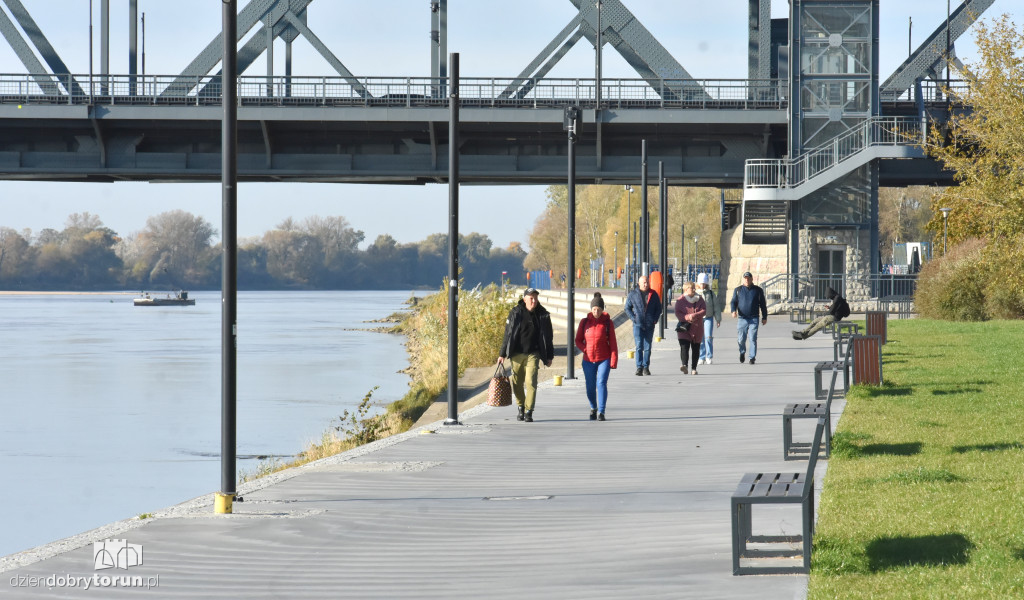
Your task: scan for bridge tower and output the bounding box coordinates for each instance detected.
[788,0,880,300]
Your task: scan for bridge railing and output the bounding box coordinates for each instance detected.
[744,116,925,191]
[0,73,787,109]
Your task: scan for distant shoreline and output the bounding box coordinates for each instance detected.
[0,291,138,296]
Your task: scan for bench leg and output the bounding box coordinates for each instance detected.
[802,483,815,572]
[731,499,750,575]
[782,415,793,460]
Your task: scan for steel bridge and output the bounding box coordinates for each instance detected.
[0,0,999,288]
[0,0,990,187]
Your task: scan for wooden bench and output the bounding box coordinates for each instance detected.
[851,334,883,385]
[731,417,826,575]
[784,367,838,460]
[865,310,887,344]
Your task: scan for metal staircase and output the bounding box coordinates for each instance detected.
[742,116,926,202]
[742,201,788,245]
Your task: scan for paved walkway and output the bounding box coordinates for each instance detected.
[2,322,841,599]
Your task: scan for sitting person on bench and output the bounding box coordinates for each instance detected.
[792,287,850,340]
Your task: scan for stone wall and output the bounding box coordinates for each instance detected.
[718,225,788,298]
[797,228,873,301]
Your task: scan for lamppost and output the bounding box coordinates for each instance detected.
[624,185,633,287]
[940,207,951,255]
[614,231,618,288]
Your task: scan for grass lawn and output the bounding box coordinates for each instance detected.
[809,319,1024,599]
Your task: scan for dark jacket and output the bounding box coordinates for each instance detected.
[499,300,555,362]
[625,287,662,330]
[730,283,768,320]
[826,288,851,320]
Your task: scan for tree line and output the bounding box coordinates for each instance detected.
[0,211,526,291]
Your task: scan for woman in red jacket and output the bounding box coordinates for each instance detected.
[575,293,618,421]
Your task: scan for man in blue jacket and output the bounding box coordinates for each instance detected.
[625,275,662,376]
[730,271,768,365]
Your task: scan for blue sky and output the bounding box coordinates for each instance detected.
[1,0,1021,248]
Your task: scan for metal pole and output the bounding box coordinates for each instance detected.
[445,53,461,426]
[217,0,238,515]
[908,16,912,58]
[680,224,685,281]
[640,140,649,276]
[129,0,137,96]
[625,186,632,288]
[100,0,109,95]
[89,0,93,98]
[658,162,667,339]
[595,0,602,109]
[614,231,618,288]
[566,106,578,380]
[141,12,145,79]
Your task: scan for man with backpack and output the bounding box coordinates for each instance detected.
[792,287,851,340]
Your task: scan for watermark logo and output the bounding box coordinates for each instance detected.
[94,539,143,570]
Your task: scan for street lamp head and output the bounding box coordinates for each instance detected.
[940,207,951,218]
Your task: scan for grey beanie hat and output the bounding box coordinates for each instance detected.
[590,292,605,309]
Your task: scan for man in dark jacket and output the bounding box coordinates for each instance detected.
[498,287,554,422]
[730,271,768,365]
[624,275,662,376]
[792,287,851,340]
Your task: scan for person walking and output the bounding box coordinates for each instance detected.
[575,292,618,421]
[674,281,707,375]
[730,271,768,365]
[696,273,722,365]
[497,287,554,422]
[792,287,851,340]
[624,275,662,376]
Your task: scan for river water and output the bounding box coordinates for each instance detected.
[0,290,416,558]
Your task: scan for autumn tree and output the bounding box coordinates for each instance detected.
[926,14,1024,243]
[922,14,1024,318]
[136,210,218,288]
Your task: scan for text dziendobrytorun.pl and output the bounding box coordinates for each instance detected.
[9,574,160,590]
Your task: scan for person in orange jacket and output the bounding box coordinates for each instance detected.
[575,292,618,421]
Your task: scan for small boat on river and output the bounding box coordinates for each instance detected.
[133,291,195,307]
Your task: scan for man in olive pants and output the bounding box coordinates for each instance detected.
[497,288,555,422]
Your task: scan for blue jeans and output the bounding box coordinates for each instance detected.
[582,358,611,413]
[737,317,760,359]
[699,317,715,360]
[633,324,654,368]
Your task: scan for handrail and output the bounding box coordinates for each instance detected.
[744,116,926,191]
[756,272,919,308]
[0,73,787,110]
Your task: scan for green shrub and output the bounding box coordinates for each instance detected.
[981,237,1024,319]
[914,238,988,320]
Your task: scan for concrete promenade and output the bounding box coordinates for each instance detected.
[2,321,841,599]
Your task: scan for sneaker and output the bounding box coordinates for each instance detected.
[706,358,713,365]
[635,368,643,376]
[589,410,597,421]
[792,331,804,340]
[739,352,745,363]
[680,365,688,374]
[597,413,606,421]
[691,369,698,375]
[643,367,651,376]
[750,357,756,365]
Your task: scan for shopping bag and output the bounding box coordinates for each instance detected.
[486,365,513,407]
